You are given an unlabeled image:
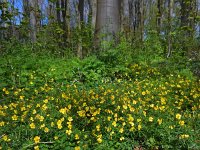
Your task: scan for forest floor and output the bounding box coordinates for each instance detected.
[0,48,199,149]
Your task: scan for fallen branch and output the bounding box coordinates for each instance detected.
[21,141,54,149]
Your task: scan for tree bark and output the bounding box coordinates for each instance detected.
[121,0,130,35]
[157,0,163,35]
[167,0,173,58]
[56,0,61,25]
[29,0,37,43]
[95,0,120,48]
[88,0,97,28]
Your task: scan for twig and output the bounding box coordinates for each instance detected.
[0,134,5,139]
[21,141,54,149]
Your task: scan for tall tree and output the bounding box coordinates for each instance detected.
[121,0,130,36]
[95,0,120,47]
[0,0,8,39]
[29,0,37,42]
[88,0,97,28]
[157,0,163,34]
[167,0,173,58]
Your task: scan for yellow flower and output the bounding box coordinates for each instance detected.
[96,124,100,131]
[123,105,127,110]
[110,95,115,100]
[112,121,117,127]
[40,124,45,129]
[68,104,72,109]
[34,136,40,143]
[42,104,47,111]
[169,125,174,129]
[143,111,146,116]
[180,134,189,139]
[34,145,40,150]
[44,127,49,133]
[107,116,112,121]
[179,120,185,126]
[54,136,58,140]
[12,115,18,121]
[30,123,36,129]
[43,99,48,103]
[62,93,67,99]
[176,113,181,120]
[59,108,67,114]
[75,134,79,140]
[68,117,73,122]
[57,120,63,129]
[19,95,25,100]
[5,90,9,95]
[77,110,86,117]
[119,128,124,133]
[138,124,142,130]
[149,117,154,122]
[128,114,134,122]
[32,109,37,114]
[157,118,162,125]
[97,137,102,143]
[51,122,54,127]
[74,146,80,150]
[120,137,125,141]
[0,121,5,126]
[39,116,44,122]
[142,91,146,95]
[2,135,11,142]
[66,129,72,135]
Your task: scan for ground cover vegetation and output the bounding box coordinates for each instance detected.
[0,37,200,149]
[0,0,200,149]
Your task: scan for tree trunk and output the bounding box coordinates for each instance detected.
[78,0,84,22]
[48,1,56,24]
[157,0,163,35]
[167,0,173,58]
[121,0,130,36]
[95,0,120,48]
[56,0,61,25]
[29,0,37,43]
[88,0,97,28]
[140,0,144,41]
[1,0,8,39]
[75,1,83,58]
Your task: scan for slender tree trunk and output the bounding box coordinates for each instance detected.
[78,0,84,22]
[157,0,163,35]
[1,0,8,39]
[88,0,97,28]
[48,1,56,24]
[75,1,83,58]
[56,0,61,25]
[121,0,130,36]
[10,0,16,37]
[95,0,120,48]
[29,0,37,43]
[140,0,144,41]
[167,0,173,58]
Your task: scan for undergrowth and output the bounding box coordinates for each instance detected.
[0,39,199,149]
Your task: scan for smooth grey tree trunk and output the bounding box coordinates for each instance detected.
[95,0,120,47]
[29,0,37,43]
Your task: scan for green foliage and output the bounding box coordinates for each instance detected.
[0,20,200,149]
[0,64,199,149]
